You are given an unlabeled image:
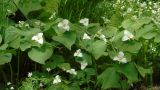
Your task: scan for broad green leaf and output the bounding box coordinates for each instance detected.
[117,63,138,84]
[4,26,21,43]
[58,63,71,70]
[20,41,32,51]
[28,45,53,64]
[142,31,157,39]
[154,34,160,43]
[18,0,42,15]
[0,44,8,50]
[135,24,154,39]
[85,68,96,75]
[98,67,121,89]
[52,31,76,50]
[0,53,12,65]
[136,65,152,78]
[115,41,142,53]
[45,55,65,69]
[87,40,106,59]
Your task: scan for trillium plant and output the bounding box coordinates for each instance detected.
[1,0,160,90]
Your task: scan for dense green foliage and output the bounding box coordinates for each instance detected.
[1,0,160,90]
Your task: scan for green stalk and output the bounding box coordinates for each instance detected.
[9,63,13,82]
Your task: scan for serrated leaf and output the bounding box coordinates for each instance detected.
[98,67,121,89]
[28,45,53,64]
[52,31,76,50]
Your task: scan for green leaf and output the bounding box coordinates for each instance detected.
[18,0,42,15]
[52,31,76,50]
[0,34,2,44]
[117,63,139,83]
[20,41,32,51]
[142,31,157,39]
[0,53,12,65]
[98,67,121,89]
[115,41,142,53]
[88,40,106,59]
[136,65,152,78]
[154,34,160,43]
[28,45,53,64]
[45,55,65,69]
[135,24,154,39]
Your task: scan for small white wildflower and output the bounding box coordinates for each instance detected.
[10,86,14,90]
[79,18,89,26]
[32,33,44,44]
[127,8,132,13]
[46,68,51,72]
[113,51,127,63]
[80,61,88,70]
[39,83,43,87]
[74,49,83,57]
[66,69,77,75]
[58,19,70,31]
[122,30,134,41]
[28,72,32,77]
[53,75,61,84]
[7,82,11,86]
[17,21,29,28]
[83,33,91,40]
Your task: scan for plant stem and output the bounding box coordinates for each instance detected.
[17,50,20,81]
[9,63,13,82]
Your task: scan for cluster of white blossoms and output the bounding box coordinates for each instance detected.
[53,75,61,84]
[122,30,134,41]
[32,33,44,44]
[113,51,127,63]
[58,19,70,31]
[79,18,89,26]
[95,30,107,42]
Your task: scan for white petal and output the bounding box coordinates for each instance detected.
[122,35,129,41]
[113,56,119,61]
[83,33,91,40]
[118,51,124,58]
[80,61,88,70]
[37,33,43,37]
[37,39,44,44]
[119,58,127,63]
[79,18,89,26]
[32,36,37,40]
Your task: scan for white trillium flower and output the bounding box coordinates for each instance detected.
[32,33,44,44]
[28,72,32,77]
[113,51,127,63]
[122,30,134,41]
[7,82,11,86]
[58,19,70,31]
[53,75,61,84]
[79,18,89,26]
[80,61,88,70]
[83,33,91,40]
[74,49,83,57]
[66,69,77,75]
[46,68,51,72]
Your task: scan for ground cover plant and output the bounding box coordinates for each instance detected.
[1,0,160,90]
